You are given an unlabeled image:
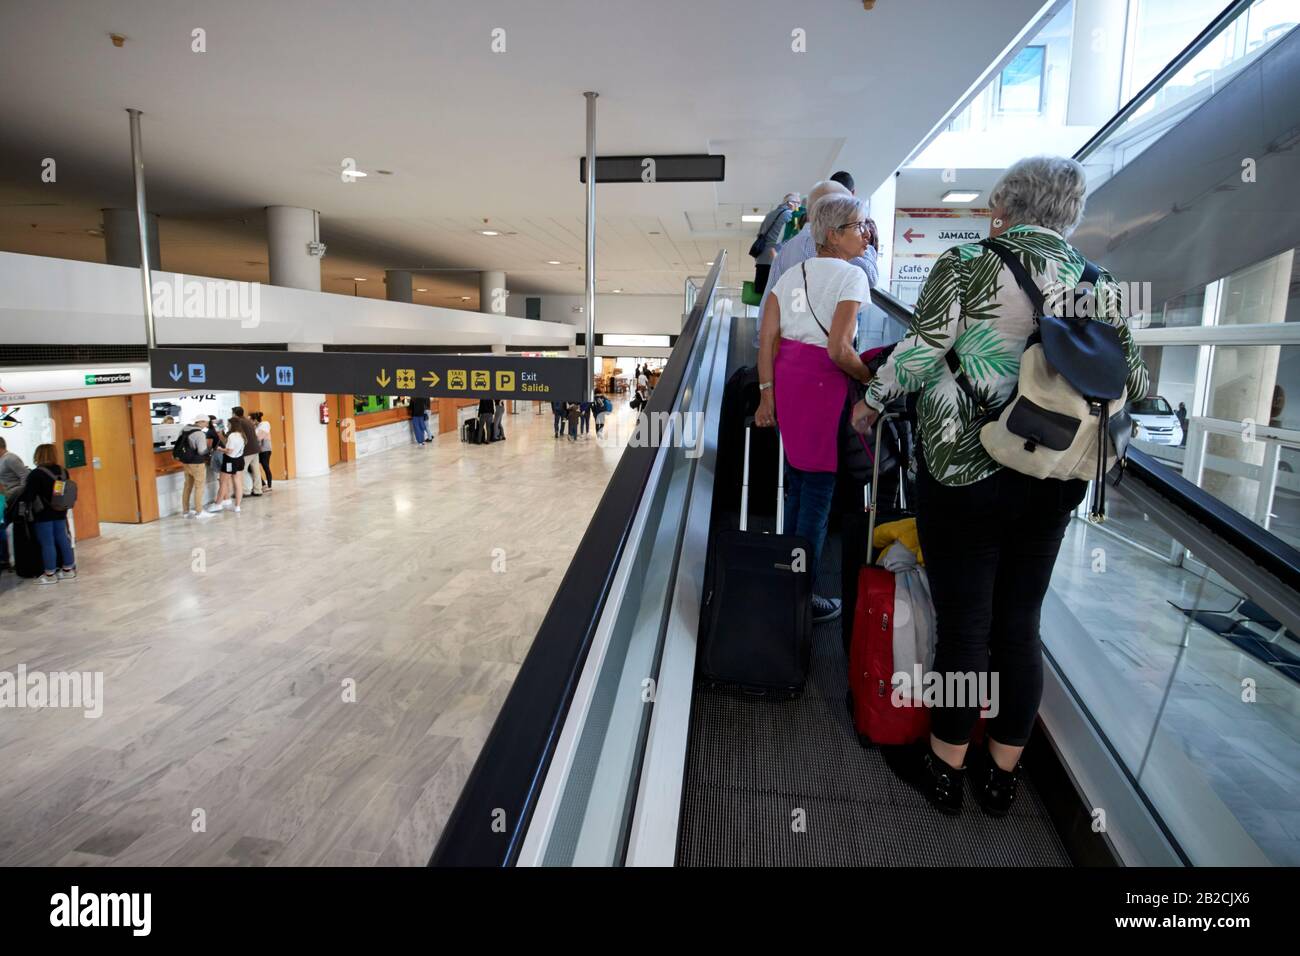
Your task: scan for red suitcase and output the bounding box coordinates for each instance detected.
[849,565,930,746]
[846,412,930,746]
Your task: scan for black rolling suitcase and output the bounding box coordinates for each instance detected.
[461,419,478,443]
[699,427,813,697]
[713,366,779,520]
[11,517,45,579]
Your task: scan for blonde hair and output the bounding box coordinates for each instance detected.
[33,443,58,467]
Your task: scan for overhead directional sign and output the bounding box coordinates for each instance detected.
[579,153,725,184]
[149,348,586,400]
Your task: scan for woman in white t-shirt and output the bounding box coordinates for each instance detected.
[205,418,247,514]
[754,193,875,624]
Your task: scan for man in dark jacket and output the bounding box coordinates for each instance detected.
[410,396,430,445]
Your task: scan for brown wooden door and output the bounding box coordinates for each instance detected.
[87,395,140,523]
[327,395,342,468]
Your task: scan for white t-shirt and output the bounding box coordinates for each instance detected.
[771,257,870,347]
[637,374,648,389]
[224,432,246,457]
[256,421,271,443]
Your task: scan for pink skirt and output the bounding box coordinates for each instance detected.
[774,337,849,473]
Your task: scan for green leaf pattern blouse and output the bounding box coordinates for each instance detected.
[863,224,1149,487]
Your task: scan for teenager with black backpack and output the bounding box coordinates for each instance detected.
[173,416,212,517]
[15,443,77,584]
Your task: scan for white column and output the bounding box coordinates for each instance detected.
[386,270,413,303]
[1066,0,1126,127]
[287,343,331,478]
[480,270,507,314]
[266,207,328,477]
[266,206,321,292]
[102,208,160,268]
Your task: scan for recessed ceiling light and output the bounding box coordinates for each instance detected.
[546,260,561,265]
[741,214,765,223]
[941,190,980,203]
[480,230,499,236]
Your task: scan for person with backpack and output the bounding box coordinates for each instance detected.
[749,192,800,292]
[173,416,212,517]
[852,156,1149,818]
[15,444,76,584]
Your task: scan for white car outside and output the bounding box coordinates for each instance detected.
[1130,396,1184,446]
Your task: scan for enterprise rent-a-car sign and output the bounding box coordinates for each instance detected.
[148,348,587,400]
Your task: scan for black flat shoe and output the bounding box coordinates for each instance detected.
[973,748,1021,818]
[883,741,965,815]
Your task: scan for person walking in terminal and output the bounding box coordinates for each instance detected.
[409,395,429,446]
[852,156,1149,817]
[593,390,610,436]
[175,416,213,517]
[252,412,274,490]
[551,400,566,439]
[15,444,76,585]
[579,399,591,437]
[0,436,30,572]
[566,401,581,441]
[207,415,247,514]
[754,192,876,624]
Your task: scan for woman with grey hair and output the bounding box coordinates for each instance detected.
[852,156,1148,817]
[755,192,876,623]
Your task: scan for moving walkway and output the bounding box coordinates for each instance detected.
[430,6,1300,867]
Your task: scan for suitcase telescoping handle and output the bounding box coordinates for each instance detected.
[865,412,899,554]
[740,424,784,534]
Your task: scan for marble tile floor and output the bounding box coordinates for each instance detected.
[1049,520,1300,865]
[0,402,632,866]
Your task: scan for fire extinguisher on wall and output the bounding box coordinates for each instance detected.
[319,401,330,425]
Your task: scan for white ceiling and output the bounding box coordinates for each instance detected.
[0,0,1044,299]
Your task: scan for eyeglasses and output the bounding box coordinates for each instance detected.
[837,220,870,234]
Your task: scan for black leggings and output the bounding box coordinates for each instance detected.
[259,450,272,487]
[916,462,1085,748]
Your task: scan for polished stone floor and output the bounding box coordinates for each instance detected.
[0,403,627,866]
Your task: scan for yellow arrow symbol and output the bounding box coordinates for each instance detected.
[376,369,391,387]
[422,371,440,388]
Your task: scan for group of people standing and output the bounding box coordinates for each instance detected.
[0,437,76,584]
[173,406,273,516]
[551,393,611,441]
[756,156,1149,817]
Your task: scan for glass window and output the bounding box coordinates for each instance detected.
[995,45,1046,113]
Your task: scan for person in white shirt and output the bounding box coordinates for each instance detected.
[252,412,273,492]
[754,193,876,624]
[205,417,246,514]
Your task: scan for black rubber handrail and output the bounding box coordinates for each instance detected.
[868,288,1300,593]
[428,254,726,867]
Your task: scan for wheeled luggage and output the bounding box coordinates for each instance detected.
[713,366,779,519]
[461,419,478,443]
[846,413,931,745]
[11,517,45,579]
[698,427,813,697]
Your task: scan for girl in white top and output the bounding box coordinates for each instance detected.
[205,418,246,513]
